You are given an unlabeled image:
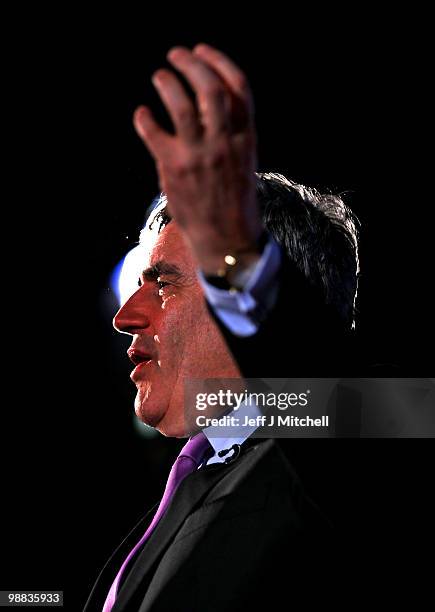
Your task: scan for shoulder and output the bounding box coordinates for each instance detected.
[203,438,330,534]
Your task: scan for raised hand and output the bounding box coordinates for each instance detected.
[133,44,263,276]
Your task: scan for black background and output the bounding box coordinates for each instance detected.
[2,9,433,610]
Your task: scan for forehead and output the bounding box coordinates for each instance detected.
[144,221,187,265]
[117,212,196,305]
[142,213,197,274]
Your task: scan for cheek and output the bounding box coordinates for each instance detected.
[155,292,199,357]
[183,299,228,366]
[160,290,211,353]
[155,290,239,382]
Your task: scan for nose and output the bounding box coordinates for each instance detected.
[113,288,151,335]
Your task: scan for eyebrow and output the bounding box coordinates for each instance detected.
[141,260,185,282]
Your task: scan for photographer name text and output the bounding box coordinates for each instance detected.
[196,414,329,428]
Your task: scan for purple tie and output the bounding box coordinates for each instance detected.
[102,432,211,612]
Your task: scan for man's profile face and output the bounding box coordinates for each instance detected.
[113,208,240,438]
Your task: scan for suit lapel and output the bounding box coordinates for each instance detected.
[113,458,242,611]
[83,502,158,611]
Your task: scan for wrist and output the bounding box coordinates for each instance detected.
[202,231,268,291]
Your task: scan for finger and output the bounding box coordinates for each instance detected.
[167,47,230,137]
[192,44,255,130]
[152,69,202,142]
[133,105,172,159]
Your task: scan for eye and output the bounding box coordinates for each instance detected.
[157,277,170,290]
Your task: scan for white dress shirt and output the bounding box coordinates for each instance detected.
[198,239,281,464]
[198,237,282,337]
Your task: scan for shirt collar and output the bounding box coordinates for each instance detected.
[202,400,261,463]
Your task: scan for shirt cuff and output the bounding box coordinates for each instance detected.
[198,238,282,337]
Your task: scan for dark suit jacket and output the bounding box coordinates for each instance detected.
[85,255,347,611]
[84,438,332,612]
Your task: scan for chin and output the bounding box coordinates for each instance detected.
[134,383,189,438]
[134,387,165,428]
[154,401,191,438]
